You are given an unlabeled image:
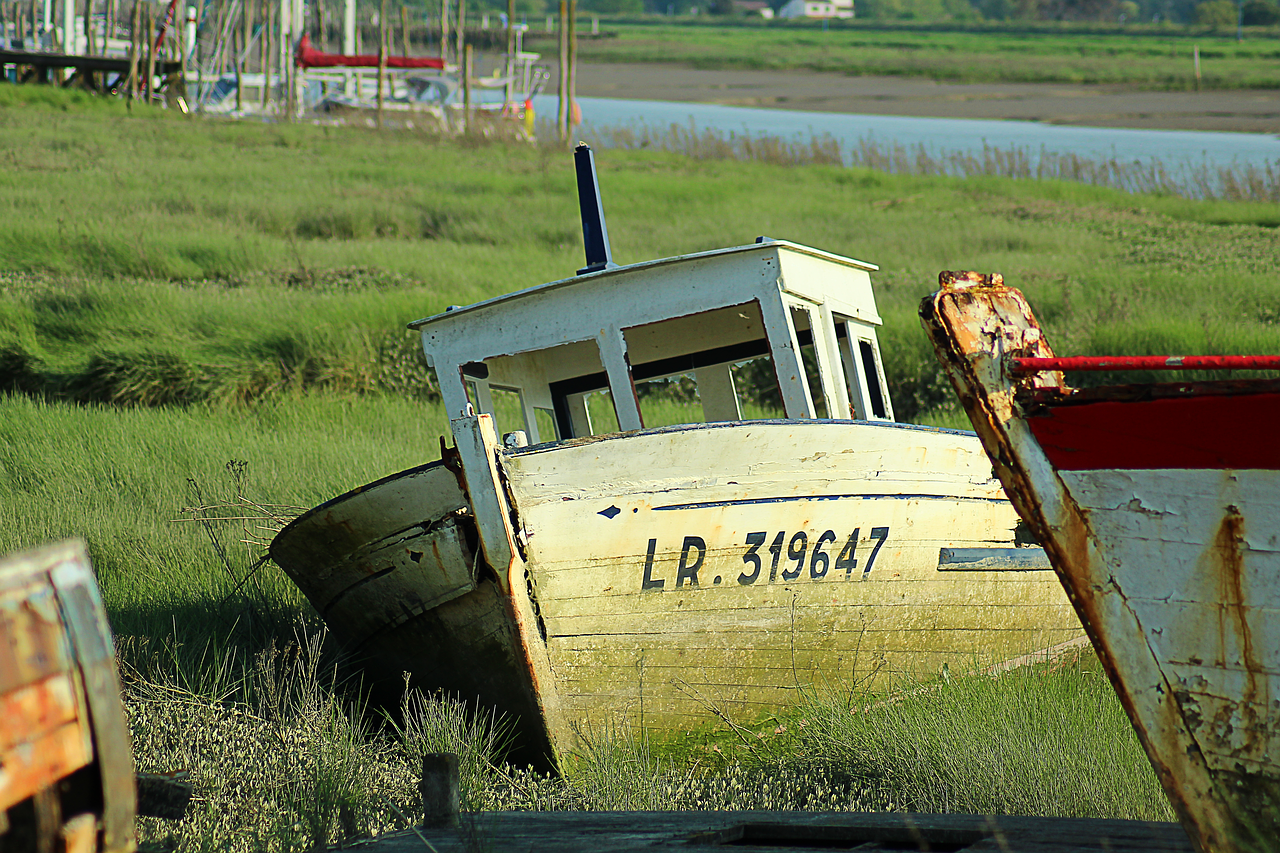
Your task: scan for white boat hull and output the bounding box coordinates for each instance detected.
[274,416,1082,767]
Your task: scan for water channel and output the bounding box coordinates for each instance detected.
[532,94,1280,193]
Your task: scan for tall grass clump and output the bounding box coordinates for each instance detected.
[775,654,1173,821]
[127,626,1172,852]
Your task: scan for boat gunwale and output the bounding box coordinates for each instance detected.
[1018,376,1280,414]
[271,419,983,541]
[270,459,452,548]
[503,416,981,457]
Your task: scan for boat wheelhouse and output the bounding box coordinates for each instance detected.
[270,148,1081,770]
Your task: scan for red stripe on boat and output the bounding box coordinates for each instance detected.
[1011,355,1280,373]
[294,34,447,70]
[1027,392,1280,470]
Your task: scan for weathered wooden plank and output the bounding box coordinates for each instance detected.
[544,600,1080,635]
[0,579,75,693]
[355,810,1195,853]
[0,671,83,754]
[0,718,93,812]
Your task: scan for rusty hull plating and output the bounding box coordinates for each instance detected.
[920,274,1280,853]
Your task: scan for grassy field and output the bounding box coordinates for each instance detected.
[535,20,1280,89]
[3,89,1277,849]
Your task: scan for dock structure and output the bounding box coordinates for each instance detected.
[361,810,1195,853]
[0,46,180,88]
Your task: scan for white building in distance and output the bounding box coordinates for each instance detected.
[778,0,854,17]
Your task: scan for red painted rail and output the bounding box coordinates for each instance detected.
[1010,355,1280,374]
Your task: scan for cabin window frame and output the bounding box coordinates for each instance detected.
[834,317,893,422]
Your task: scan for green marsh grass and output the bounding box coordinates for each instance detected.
[544,20,1280,89]
[0,91,1269,848]
[127,627,1171,852]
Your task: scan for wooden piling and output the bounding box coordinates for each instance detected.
[556,0,566,142]
[243,0,252,71]
[503,0,513,110]
[399,3,406,56]
[567,0,576,138]
[233,22,242,110]
[462,41,471,135]
[127,0,139,106]
[260,0,271,110]
[453,0,462,72]
[143,1,154,102]
[418,754,459,828]
[438,0,446,63]
[376,0,386,128]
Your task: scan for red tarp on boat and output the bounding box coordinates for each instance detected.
[294,34,447,70]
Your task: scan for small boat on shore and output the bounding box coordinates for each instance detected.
[921,273,1280,853]
[269,150,1081,770]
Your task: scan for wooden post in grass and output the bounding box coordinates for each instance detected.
[556,0,566,142]
[377,0,386,128]
[419,754,459,827]
[1193,44,1200,91]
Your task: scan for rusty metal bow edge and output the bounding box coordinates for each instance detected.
[917,273,1244,853]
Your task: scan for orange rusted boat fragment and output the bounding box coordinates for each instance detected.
[0,540,136,853]
[921,273,1280,853]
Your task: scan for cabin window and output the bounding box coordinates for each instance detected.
[729,355,784,420]
[584,390,621,434]
[620,302,779,428]
[489,386,527,437]
[787,305,830,420]
[832,317,893,421]
[858,340,888,420]
[633,373,703,429]
[533,408,559,442]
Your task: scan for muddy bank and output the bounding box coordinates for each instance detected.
[568,62,1280,135]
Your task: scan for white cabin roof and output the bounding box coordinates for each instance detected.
[411,238,894,444]
[409,239,877,330]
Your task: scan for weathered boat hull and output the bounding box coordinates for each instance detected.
[269,460,556,767]
[921,274,1280,853]
[272,415,1081,769]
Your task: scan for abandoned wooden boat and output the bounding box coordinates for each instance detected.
[269,147,1081,770]
[0,540,135,853]
[921,272,1280,853]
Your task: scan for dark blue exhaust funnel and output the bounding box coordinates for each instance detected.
[574,143,618,275]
